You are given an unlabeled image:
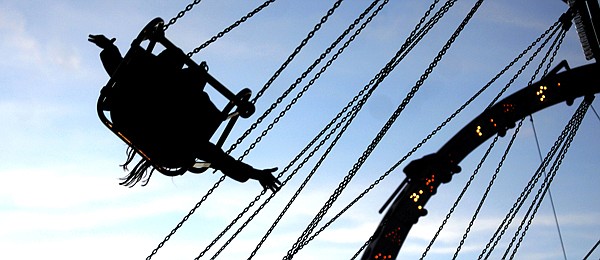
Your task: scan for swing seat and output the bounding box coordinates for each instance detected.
[97,17,255,177]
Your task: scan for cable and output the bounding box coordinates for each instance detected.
[529,115,568,260]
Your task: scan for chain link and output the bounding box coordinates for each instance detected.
[422,135,500,258]
[456,24,566,259]
[146,2,281,257]
[504,100,589,259]
[251,0,344,104]
[187,0,278,56]
[190,1,384,258]
[228,0,385,163]
[452,117,523,259]
[163,0,204,31]
[224,0,373,160]
[486,22,561,109]
[480,97,575,259]
[286,1,484,258]
[146,175,226,260]
[477,27,569,260]
[421,22,567,260]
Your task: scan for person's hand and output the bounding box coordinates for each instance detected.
[88,34,116,49]
[255,167,281,193]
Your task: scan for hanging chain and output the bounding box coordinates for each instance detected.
[264,0,458,253]
[224,0,371,159]
[285,1,484,258]
[146,175,226,260]
[192,1,384,258]
[163,0,204,31]
[456,26,564,259]
[420,16,567,259]
[486,22,561,108]
[148,2,283,256]
[478,26,569,260]
[505,100,589,259]
[300,3,562,254]
[451,118,523,259]
[480,99,573,259]
[421,136,500,258]
[251,0,344,104]
[187,0,278,56]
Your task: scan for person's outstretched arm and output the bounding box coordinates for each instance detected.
[198,142,281,193]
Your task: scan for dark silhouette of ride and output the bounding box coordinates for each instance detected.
[90,32,280,192]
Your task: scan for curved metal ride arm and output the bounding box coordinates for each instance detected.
[362,61,600,260]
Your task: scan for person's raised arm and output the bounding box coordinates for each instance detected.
[88,34,122,75]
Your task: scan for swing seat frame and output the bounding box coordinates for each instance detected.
[97,17,255,177]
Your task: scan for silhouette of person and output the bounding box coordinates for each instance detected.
[89,34,281,192]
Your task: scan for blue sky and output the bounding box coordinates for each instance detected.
[1,0,599,259]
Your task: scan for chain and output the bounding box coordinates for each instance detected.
[478,26,569,260]
[223,0,346,157]
[286,1,484,258]
[187,0,278,56]
[267,0,461,252]
[486,22,561,109]
[251,0,344,104]
[163,0,204,31]
[479,102,574,259]
[461,28,561,260]
[147,2,280,256]
[505,100,589,259]
[228,0,387,163]
[421,136,500,258]
[315,3,560,251]
[146,175,226,260]
[451,118,523,259]
[190,1,383,258]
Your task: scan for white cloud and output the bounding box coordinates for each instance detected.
[0,8,43,67]
[0,8,83,76]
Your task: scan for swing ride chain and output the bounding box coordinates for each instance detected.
[187,0,277,56]
[224,0,345,156]
[360,23,560,258]
[209,3,396,257]
[268,0,451,249]
[219,78,383,259]
[423,20,564,259]
[298,0,511,250]
[480,101,577,259]
[486,21,562,108]
[251,0,345,104]
[478,26,569,260]
[286,2,485,258]
[146,176,227,260]
[231,0,447,164]
[455,22,566,258]
[421,136,501,258]
[506,101,589,259]
[147,1,282,258]
[226,0,381,161]
[451,117,524,259]
[249,95,371,259]
[194,1,383,258]
[239,0,453,163]
[213,78,375,260]
[163,0,204,31]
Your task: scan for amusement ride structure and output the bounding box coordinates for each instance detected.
[95,0,600,259]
